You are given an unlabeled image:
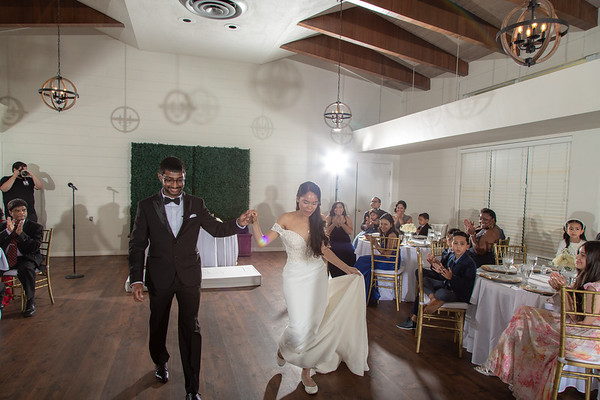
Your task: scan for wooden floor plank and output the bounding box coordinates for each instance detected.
[0,253,589,399]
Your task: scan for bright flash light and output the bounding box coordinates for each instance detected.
[323,149,349,176]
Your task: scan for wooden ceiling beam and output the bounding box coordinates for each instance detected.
[346,0,501,51]
[503,0,597,30]
[281,35,430,91]
[0,0,123,28]
[299,7,468,76]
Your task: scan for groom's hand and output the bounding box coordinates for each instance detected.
[237,210,254,226]
[132,283,145,302]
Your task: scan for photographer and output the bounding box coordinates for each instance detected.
[0,161,43,223]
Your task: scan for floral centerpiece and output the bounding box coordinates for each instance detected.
[552,248,576,270]
[400,223,417,234]
[400,223,417,245]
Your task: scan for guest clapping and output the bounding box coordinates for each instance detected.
[464,208,502,267]
[393,200,412,230]
[326,202,356,278]
[397,231,476,330]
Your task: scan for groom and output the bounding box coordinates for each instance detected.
[129,156,252,400]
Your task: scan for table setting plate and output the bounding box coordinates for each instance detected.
[478,271,523,283]
[481,264,518,274]
[407,241,429,247]
[520,283,555,296]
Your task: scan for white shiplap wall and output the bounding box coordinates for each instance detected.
[0,34,397,255]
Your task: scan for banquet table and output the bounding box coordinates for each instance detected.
[354,238,431,301]
[464,271,596,394]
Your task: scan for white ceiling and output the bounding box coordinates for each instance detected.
[86,0,339,64]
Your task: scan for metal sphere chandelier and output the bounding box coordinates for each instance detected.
[323,0,352,131]
[38,0,79,111]
[496,0,569,68]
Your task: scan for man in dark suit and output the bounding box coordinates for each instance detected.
[129,157,252,400]
[0,198,43,317]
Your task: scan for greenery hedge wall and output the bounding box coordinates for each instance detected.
[130,142,250,229]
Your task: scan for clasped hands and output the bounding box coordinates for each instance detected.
[6,217,24,236]
[237,210,257,226]
[548,272,567,291]
[331,215,345,227]
[427,253,452,279]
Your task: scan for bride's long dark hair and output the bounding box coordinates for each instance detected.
[296,181,328,256]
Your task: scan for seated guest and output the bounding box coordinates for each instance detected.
[397,231,476,330]
[0,198,43,317]
[355,213,400,304]
[557,218,587,256]
[393,200,412,230]
[415,213,431,236]
[464,208,502,267]
[436,228,461,266]
[475,241,600,399]
[326,201,356,278]
[353,208,384,247]
[360,197,385,231]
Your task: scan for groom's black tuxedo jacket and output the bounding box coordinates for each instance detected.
[129,192,239,290]
[0,219,43,267]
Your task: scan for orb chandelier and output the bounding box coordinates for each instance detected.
[496,0,569,68]
[323,0,352,131]
[38,0,79,111]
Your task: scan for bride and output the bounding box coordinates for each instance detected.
[249,181,369,394]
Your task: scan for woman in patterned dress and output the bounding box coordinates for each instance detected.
[475,240,600,399]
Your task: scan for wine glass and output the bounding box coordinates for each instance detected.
[561,267,578,287]
[522,263,534,285]
[502,255,514,273]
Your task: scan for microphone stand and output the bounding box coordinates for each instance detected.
[66,182,83,279]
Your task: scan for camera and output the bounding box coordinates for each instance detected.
[19,169,29,178]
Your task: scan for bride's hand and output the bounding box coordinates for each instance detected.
[346,267,362,276]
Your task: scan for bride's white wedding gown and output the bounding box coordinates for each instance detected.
[273,223,369,375]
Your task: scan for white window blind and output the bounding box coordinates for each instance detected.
[458,151,491,225]
[489,147,528,245]
[524,142,570,258]
[458,139,571,258]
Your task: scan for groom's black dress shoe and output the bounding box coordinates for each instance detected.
[23,299,36,318]
[154,363,169,383]
[185,393,201,400]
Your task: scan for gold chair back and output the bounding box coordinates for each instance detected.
[552,287,600,400]
[415,248,467,358]
[493,243,526,265]
[498,237,510,246]
[430,239,448,257]
[367,236,403,311]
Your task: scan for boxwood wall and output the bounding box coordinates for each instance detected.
[130,142,250,230]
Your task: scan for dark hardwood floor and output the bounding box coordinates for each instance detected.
[0,252,588,399]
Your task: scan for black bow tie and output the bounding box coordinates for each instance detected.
[164,197,181,205]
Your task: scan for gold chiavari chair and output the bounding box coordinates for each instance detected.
[552,287,600,400]
[414,248,468,357]
[4,228,54,310]
[493,243,526,265]
[367,236,403,311]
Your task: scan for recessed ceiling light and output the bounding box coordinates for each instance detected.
[225,23,240,30]
[178,17,197,24]
[179,0,248,20]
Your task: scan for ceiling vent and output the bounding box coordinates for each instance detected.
[179,0,248,20]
